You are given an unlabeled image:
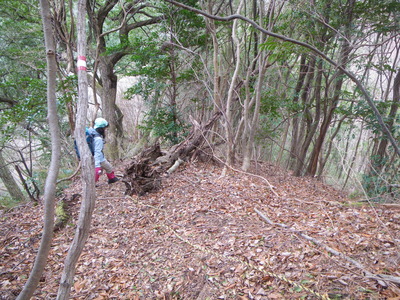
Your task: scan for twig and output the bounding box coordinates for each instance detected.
[254,207,400,287]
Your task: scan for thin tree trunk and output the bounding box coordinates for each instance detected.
[223,0,243,167]
[168,30,179,143]
[277,120,289,166]
[0,150,26,203]
[289,54,308,169]
[242,53,268,171]
[306,0,355,176]
[342,121,364,190]
[16,0,61,297]
[293,57,319,176]
[57,0,96,298]
[306,78,342,176]
[374,69,400,168]
[317,115,346,178]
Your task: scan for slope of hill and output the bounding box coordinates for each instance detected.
[1,161,399,299]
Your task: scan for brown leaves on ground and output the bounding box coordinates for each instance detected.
[1,161,400,299]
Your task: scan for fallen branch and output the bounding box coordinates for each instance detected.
[167,157,184,174]
[56,162,81,184]
[380,204,400,210]
[254,208,400,287]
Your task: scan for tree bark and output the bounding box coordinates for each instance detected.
[224,1,244,168]
[289,54,308,169]
[242,53,268,172]
[0,150,26,203]
[16,0,61,297]
[57,0,96,298]
[241,1,267,172]
[293,56,318,176]
[374,69,400,168]
[98,58,120,160]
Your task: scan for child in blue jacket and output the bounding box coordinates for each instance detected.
[92,118,119,184]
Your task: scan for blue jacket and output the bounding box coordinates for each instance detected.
[86,127,105,168]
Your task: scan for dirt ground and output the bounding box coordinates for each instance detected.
[1,161,400,299]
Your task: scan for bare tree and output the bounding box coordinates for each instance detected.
[16,0,61,297]
[57,0,96,298]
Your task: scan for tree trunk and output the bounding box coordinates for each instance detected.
[293,57,319,176]
[242,53,268,171]
[374,69,400,168]
[317,115,346,178]
[168,30,179,143]
[342,121,364,190]
[289,54,308,169]
[98,58,120,160]
[16,0,61,297]
[224,2,244,168]
[57,0,96,298]
[0,150,26,203]
[306,83,341,176]
[242,1,267,172]
[306,0,355,176]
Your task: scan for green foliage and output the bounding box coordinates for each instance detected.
[260,38,309,63]
[125,33,170,79]
[362,155,400,202]
[138,105,189,145]
[260,90,287,118]
[353,99,394,134]
[0,0,44,79]
[355,0,400,33]
[0,194,23,210]
[57,74,78,115]
[257,90,289,140]
[0,0,48,148]
[0,77,47,146]
[126,76,166,102]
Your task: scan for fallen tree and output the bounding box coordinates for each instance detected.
[123,112,221,196]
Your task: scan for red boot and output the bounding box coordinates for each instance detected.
[95,167,102,182]
[106,171,119,184]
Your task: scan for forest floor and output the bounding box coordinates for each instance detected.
[1,160,400,300]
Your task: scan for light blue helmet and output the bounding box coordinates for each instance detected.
[94,117,109,129]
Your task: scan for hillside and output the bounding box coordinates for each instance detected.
[1,161,399,299]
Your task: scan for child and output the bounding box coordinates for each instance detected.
[92,118,119,184]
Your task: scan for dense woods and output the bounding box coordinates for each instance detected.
[0,0,399,298]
